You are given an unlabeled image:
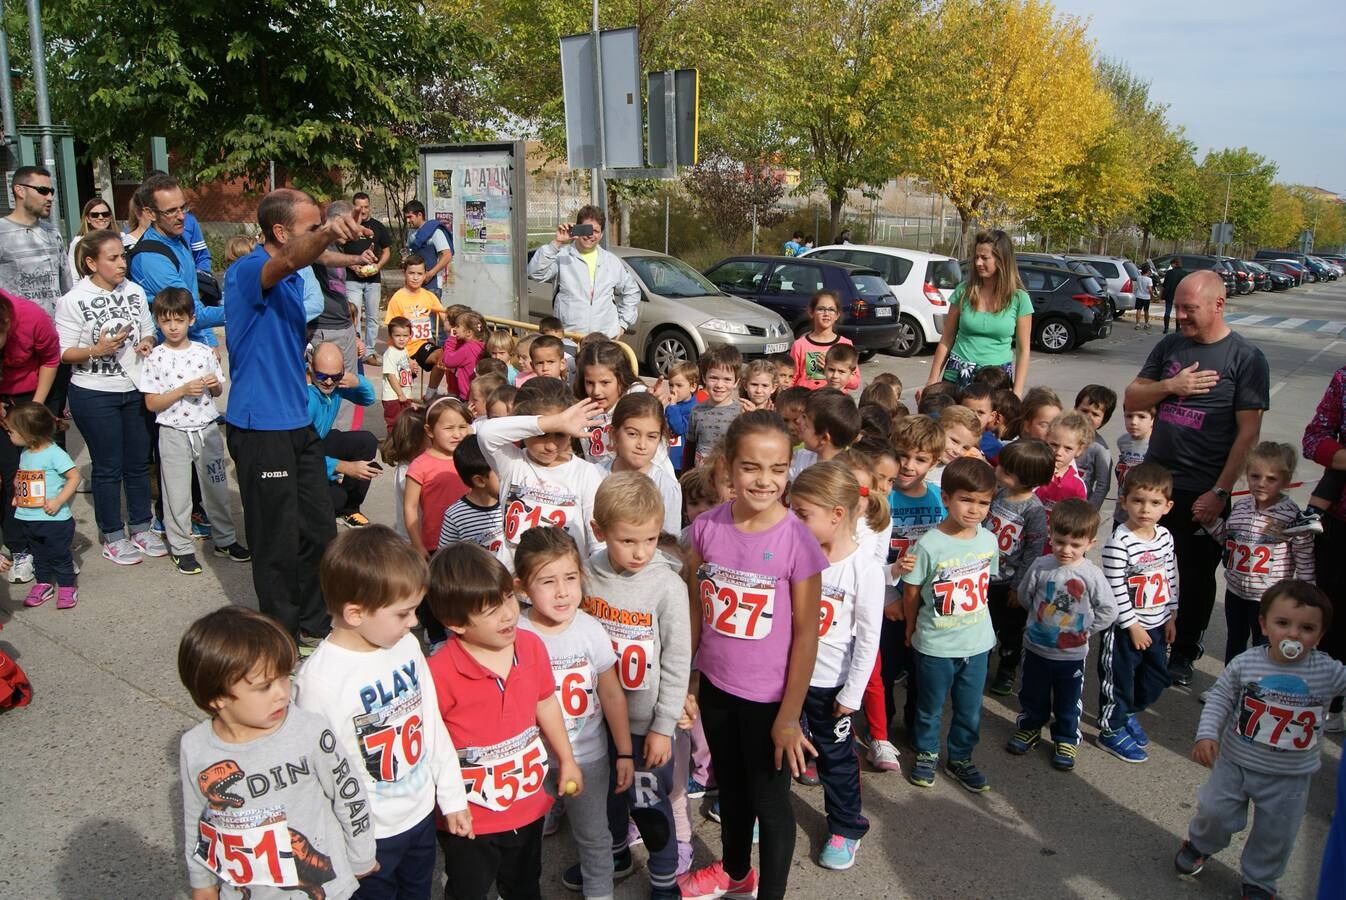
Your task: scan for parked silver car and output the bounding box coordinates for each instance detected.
[527,245,793,376]
[1066,254,1139,313]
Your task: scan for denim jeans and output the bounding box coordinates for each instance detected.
[345,280,383,350]
[67,384,152,540]
[913,650,989,760]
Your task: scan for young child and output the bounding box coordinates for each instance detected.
[775,386,811,449]
[985,438,1054,696]
[466,373,505,422]
[177,607,376,899]
[859,380,902,424]
[1036,411,1093,514]
[604,392,682,535]
[576,340,643,464]
[678,411,828,900]
[1113,405,1153,525]
[1208,443,1315,662]
[792,389,862,479]
[384,257,448,393]
[769,353,795,395]
[425,543,583,900]
[440,310,486,401]
[529,334,569,384]
[580,473,691,900]
[937,405,983,467]
[740,359,776,410]
[822,344,860,395]
[664,361,699,472]
[487,383,517,418]
[381,316,417,433]
[1175,580,1346,900]
[475,383,605,565]
[900,457,998,792]
[1098,462,1178,763]
[1073,384,1117,509]
[437,434,503,553]
[380,406,427,541]
[959,383,1001,459]
[142,289,249,575]
[513,334,537,386]
[989,389,1021,451]
[1016,387,1062,442]
[971,365,1012,392]
[680,466,719,530]
[293,527,471,899]
[790,290,859,391]
[1006,498,1118,770]
[835,447,894,570]
[790,462,884,870]
[865,415,946,771]
[485,329,519,384]
[683,344,744,473]
[514,527,636,900]
[404,397,470,558]
[8,403,80,608]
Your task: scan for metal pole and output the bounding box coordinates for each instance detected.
[0,21,17,175]
[751,206,757,254]
[589,0,608,247]
[24,0,57,225]
[663,195,669,255]
[1219,173,1232,257]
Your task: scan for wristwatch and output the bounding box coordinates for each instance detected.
[1212,487,1231,503]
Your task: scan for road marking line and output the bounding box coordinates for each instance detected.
[1237,314,1269,325]
[1278,318,1308,328]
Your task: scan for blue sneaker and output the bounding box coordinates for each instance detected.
[1005,727,1041,755]
[908,751,939,788]
[191,510,212,539]
[818,834,860,870]
[1051,741,1078,772]
[1099,728,1148,763]
[1125,714,1150,748]
[945,759,990,793]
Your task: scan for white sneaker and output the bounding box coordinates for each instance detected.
[131,530,168,558]
[6,552,34,583]
[867,739,902,773]
[1326,710,1345,734]
[102,538,144,566]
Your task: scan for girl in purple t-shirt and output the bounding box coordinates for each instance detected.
[679,410,828,900]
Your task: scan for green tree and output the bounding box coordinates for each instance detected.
[1197,148,1276,252]
[1249,185,1304,251]
[1137,132,1201,255]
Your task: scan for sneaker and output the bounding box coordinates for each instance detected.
[908,751,939,788]
[191,510,213,535]
[340,512,371,528]
[23,582,54,607]
[1135,322,1142,330]
[1051,741,1078,771]
[1125,714,1150,748]
[676,839,693,877]
[794,763,820,786]
[150,516,166,536]
[102,539,143,566]
[1168,655,1194,686]
[1325,710,1345,734]
[213,542,253,563]
[1241,883,1275,900]
[706,800,721,823]
[171,552,203,575]
[364,353,380,366]
[676,861,757,900]
[297,631,324,659]
[989,664,1017,696]
[1283,506,1324,536]
[562,849,634,891]
[686,778,709,799]
[867,739,901,773]
[56,585,78,609]
[626,818,643,847]
[131,530,168,558]
[1099,728,1148,763]
[1005,727,1041,755]
[1173,840,1207,876]
[1145,322,1152,332]
[7,551,35,583]
[818,834,860,870]
[945,759,990,793]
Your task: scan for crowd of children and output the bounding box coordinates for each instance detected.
[170,283,1344,900]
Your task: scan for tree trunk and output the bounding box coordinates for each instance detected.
[1141,227,1151,260]
[828,193,843,243]
[957,207,975,257]
[618,196,631,247]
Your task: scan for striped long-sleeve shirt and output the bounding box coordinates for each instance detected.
[1101,524,1179,630]
[1198,646,1346,776]
[1210,496,1315,602]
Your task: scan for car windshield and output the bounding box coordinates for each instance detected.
[853,273,893,298]
[625,255,719,298]
[929,259,961,289]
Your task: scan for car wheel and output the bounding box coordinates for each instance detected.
[888,314,925,357]
[1035,316,1076,354]
[646,328,697,377]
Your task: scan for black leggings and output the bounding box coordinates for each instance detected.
[699,677,795,900]
[1223,588,1267,663]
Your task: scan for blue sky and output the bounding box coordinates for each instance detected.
[1054,0,1346,191]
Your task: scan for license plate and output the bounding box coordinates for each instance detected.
[875,306,893,317]
[764,341,789,354]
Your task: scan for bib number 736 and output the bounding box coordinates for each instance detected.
[932,571,989,616]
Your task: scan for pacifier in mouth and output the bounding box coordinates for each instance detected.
[1279,638,1304,660]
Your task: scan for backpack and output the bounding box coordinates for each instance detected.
[0,623,32,710]
[126,238,223,307]
[409,220,455,273]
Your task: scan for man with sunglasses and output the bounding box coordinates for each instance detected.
[0,167,70,322]
[306,342,379,529]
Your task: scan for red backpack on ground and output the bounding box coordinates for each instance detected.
[0,624,32,709]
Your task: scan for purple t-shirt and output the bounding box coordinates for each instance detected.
[689,502,829,703]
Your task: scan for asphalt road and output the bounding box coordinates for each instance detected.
[1,277,1343,899]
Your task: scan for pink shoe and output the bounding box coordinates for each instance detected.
[676,860,758,899]
[23,582,54,607]
[56,586,78,609]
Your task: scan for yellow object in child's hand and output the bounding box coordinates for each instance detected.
[563,780,579,796]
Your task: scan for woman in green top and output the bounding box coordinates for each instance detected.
[923,229,1033,396]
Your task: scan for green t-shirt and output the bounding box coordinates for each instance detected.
[947,285,1033,367]
[902,525,998,658]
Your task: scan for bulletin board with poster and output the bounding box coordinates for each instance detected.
[417,141,527,321]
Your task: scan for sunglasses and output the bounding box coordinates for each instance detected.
[88,210,112,219]
[17,183,54,196]
[312,369,344,384]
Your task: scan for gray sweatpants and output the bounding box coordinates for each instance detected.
[548,756,613,900]
[159,423,238,556]
[1187,753,1311,893]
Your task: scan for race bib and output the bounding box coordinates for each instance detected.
[611,633,655,690]
[698,563,776,641]
[13,470,45,508]
[410,317,433,342]
[353,691,424,783]
[503,486,574,543]
[460,730,549,812]
[585,418,612,461]
[1225,541,1275,577]
[932,569,990,617]
[195,809,299,888]
[554,660,599,740]
[818,584,845,639]
[1127,570,1169,609]
[986,511,1022,556]
[1237,684,1320,751]
[397,361,415,388]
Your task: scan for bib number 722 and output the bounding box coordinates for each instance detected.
[1127,572,1168,609]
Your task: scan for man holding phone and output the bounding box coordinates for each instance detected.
[527,205,640,341]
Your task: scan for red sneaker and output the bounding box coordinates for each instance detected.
[676,861,758,899]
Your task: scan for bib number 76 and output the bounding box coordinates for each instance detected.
[358,714,424,782]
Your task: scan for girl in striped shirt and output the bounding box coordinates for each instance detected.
[1210,442,1316,663]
